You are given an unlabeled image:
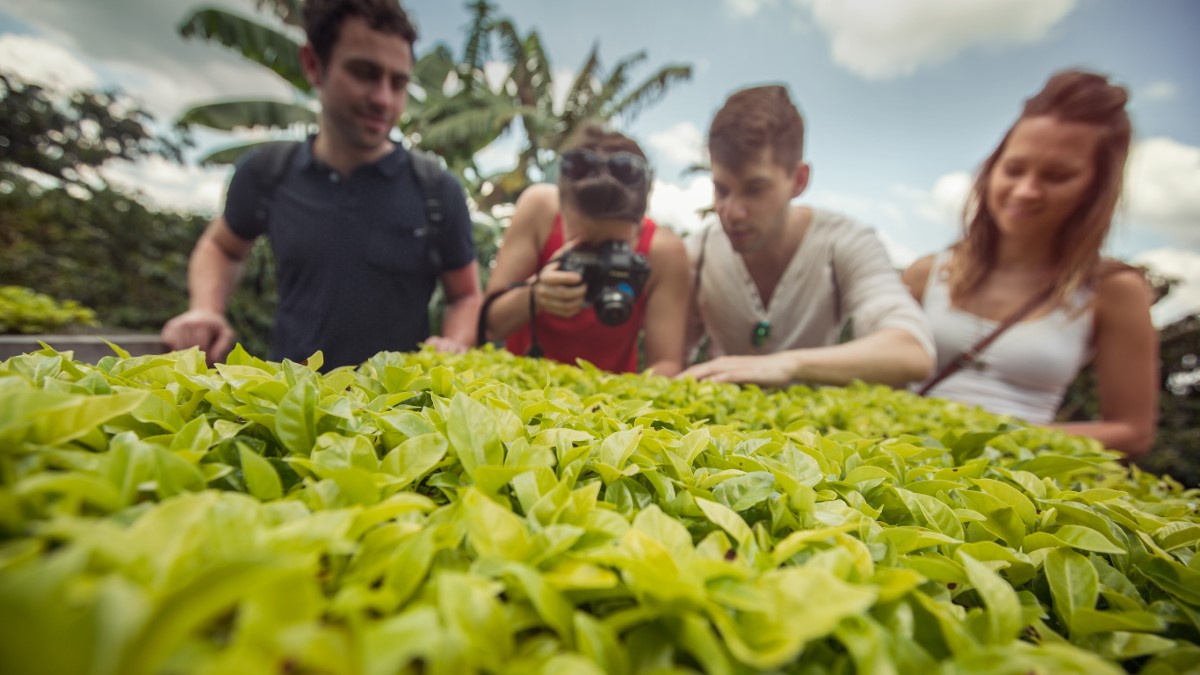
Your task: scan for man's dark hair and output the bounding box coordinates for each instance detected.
[709,84,804,172]
[303,0,418,65]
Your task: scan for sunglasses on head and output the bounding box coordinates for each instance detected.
[559,148,649,187]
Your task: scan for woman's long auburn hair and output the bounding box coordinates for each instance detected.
[949,69,1133,308]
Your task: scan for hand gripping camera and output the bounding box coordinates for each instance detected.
[557,240,651,326]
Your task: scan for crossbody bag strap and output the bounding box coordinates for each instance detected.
[917,283,1057,397]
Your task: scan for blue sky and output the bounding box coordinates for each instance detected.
[1,0,1198,320]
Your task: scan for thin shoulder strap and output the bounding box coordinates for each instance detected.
[918,283,1057,397]
[251,140,301,231]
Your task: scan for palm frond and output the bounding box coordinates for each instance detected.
[199,138,301,165]
[462,0,496,78]
[414,43,457,96]
[590,51,647,118]
[604,64,693,124]
[179,8,309,93]
[179,99,316,132]
[558,44,602,140]
[418,102,524,158]
[523,31,554,115]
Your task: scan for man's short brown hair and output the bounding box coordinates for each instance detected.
[304,0,418,65]
[708,85,805,171]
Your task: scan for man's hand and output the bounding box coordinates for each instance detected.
[679,352,799,387]
[533,268,587,318]
[423,336,470,354]
[161,309,236,365]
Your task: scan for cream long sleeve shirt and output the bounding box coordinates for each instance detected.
[687,208,935,359]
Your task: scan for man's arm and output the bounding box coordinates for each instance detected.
[680,327,930,387]
[642,228,691,376]
[425,261,482,352]
[161,216,255,364]
[682,224,934,387]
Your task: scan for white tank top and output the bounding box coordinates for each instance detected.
[919,251,1094,424]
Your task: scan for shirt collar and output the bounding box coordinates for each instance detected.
[297,133,409,177]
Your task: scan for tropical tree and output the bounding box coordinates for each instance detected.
[0,73,189,190]
[472,11,692,206]
[175,1,316,163]
[174,0,515,171]
[0,70,276,355]
[175,1,692,205]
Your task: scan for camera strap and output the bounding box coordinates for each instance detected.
[475,254,569,355]
[527,269,544,357]
[476,282,531,348]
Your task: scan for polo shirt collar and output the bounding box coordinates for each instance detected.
[297,133,410,177]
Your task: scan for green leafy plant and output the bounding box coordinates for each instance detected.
[0,346,1197,674]
[0,285,98,334]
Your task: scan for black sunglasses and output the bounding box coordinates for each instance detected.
[559,148,649,187]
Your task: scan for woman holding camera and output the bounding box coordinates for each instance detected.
[903,69,1159,458]
[482,123,691,375]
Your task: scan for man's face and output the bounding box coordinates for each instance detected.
[303,16,412,153]
[711,147,808,254]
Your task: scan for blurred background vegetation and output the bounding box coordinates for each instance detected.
[0,0,1195,485]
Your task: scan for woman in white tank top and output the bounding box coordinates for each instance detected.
[902,69,1158,458]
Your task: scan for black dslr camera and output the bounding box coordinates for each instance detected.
[557,240,651,326]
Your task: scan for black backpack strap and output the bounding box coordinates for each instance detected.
[408,148,448,273]
[249,140,301,234]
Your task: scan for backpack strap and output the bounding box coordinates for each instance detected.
[408,148,448,272]
[249,140,302,235]
[246,140,450,273]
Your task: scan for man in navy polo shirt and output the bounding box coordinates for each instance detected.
[161,0,481,369]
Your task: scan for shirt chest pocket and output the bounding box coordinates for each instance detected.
[366,221,433,276]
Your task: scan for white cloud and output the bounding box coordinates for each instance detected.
[550,67,578,115]
[0,34,98,91]
[0,0,296,120]
[874,228,919,269]
[102,157,231,215]
[804,187,935,265]
[1124,137,1200,244]
[895,171,972,228]
[1143,81,1179,101]
[1134,248,1200,325]
[648,175,712,234]
[647,121,705,168]
[472,124,523,178]
[800,0,1077,80]
[724,0,780,17]
[483,61,512,93]
[104,58,296,122]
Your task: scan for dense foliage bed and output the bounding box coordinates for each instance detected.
[1,346,1197,674]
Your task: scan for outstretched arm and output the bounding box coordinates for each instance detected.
[1051,269,1159,458]
[681,227,934,387]
[426,261,482,353]
[483,185,586,341]
[680,327,931,387]
[161,216,254,364]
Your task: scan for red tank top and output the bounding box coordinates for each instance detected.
[505,214,656,373]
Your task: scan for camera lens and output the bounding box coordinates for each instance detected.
[594,283,635,325]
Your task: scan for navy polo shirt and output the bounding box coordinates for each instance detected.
[224,137,475,369]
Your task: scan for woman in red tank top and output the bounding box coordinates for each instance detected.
[481,122,691,376]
